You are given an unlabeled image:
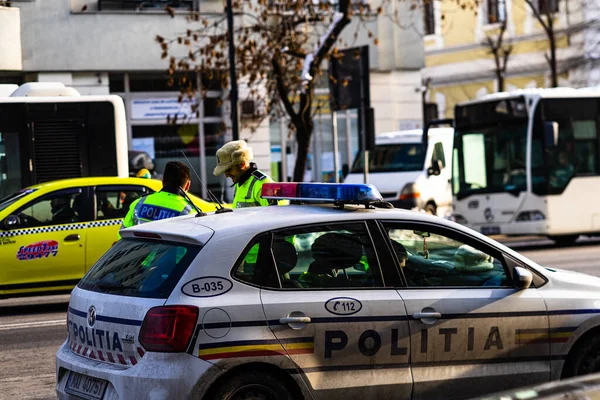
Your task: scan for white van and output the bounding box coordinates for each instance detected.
[344,127,454,217]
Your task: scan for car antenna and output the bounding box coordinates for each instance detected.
[180,151,232,214]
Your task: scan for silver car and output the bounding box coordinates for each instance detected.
[56,186,600,400]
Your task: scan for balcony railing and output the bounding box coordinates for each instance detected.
[97,0,197,11]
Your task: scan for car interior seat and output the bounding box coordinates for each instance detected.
[272,239,302,288]
[307,232,363,287]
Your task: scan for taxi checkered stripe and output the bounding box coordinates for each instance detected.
[0,219,123,238]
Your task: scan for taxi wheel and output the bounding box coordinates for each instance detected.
[564,336,600,378]
[208,371,294,400]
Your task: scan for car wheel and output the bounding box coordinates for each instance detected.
[207,371,295,400]
[425,203,436,216]
[563,335,600,378]
[550,235,578,247]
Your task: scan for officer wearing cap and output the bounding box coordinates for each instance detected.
[120,161,197,236]
[214,140,277,208]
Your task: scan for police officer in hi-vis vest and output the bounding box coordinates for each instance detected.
[120,161,198,236]
[214,140,278,209]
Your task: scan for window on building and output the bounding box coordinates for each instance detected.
[424,1,435,35]
[487,0,506,24]
[98,0,198,12]
[538,0,559,14]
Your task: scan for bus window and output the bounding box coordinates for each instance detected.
[0,131,22,198]
[532,98,599,195]
[463,134,487,190]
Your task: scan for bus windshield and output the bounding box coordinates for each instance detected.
[453,97,529,199]
[351,143,426,173]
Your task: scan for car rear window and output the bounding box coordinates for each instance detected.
[78,238,201,298]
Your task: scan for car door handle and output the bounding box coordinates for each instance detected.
[64,234,81,242]
[413,312,441,319]
[280,317,311,324]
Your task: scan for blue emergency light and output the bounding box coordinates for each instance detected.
[261,183,383,204]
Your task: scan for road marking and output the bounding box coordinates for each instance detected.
[0,319,65,331]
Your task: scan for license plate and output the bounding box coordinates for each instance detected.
[481,226,500,235]
[65,371,108,400]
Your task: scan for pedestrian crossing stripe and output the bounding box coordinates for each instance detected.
[0,219,123,238]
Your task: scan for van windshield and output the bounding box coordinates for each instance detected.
[351,144,426,173]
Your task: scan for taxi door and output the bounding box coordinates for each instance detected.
[85,184,152,271]
[380,221,549,400]
[0,188,87,295]
[260,221,412,400]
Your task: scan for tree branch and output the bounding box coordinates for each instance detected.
[300,0,351,90]
[272,53,298,122]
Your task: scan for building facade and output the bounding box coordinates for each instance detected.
[0,0,426,194]
[422,0,600,119]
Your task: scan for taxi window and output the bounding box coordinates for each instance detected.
[12,189,82,228]
[0,189,37,213]
[95,185,151,220]
[383,226,510,288]
[233,223,384,290]
[78,238,201,298]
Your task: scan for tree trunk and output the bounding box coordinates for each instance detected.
[293,124,312,182]
[498,74,505,92]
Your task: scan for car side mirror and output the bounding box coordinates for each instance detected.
[4,215,20,229]
[544,121,559,148]
[514,266,533,290]
[428,160,442,176]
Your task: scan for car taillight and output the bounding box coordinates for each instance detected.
[139,305,199,352]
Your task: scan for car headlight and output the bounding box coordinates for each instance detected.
[399,183,420,200]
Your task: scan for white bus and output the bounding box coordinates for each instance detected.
[451,87,600,245]
[0,83,128,198]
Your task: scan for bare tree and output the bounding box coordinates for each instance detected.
[484,19,513,92]
[158,0,478,181]
[523,0,559,87]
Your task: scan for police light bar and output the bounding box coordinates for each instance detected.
[261,183,383,204]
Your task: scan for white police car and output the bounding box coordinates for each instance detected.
[56,183,600,400]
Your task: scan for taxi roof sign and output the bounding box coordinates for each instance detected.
[261,183,383,205]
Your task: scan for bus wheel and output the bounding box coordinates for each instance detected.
[208,371,294,400]
[550,235,578,247]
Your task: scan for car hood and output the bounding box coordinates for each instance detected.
[543,267,600,290]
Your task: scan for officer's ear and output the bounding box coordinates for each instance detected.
[183,180,191,192]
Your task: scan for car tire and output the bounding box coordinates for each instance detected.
[425,203,437,216]
[563,335,600,378]
[206,371,295,400]
[550,235,578,247]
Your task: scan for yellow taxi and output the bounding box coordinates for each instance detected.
[0,177,217,298]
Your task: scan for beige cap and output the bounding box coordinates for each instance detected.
[213,140,254,176]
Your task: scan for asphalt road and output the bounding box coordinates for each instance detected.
[2,237,600,400]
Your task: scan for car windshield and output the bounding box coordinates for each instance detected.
[453,97,529,199]
[78,238,201,298]
[0,189,36,213]
[351,143,426,173]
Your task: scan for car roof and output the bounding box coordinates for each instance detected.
[124,204,467,241]
[26,177,163,191]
